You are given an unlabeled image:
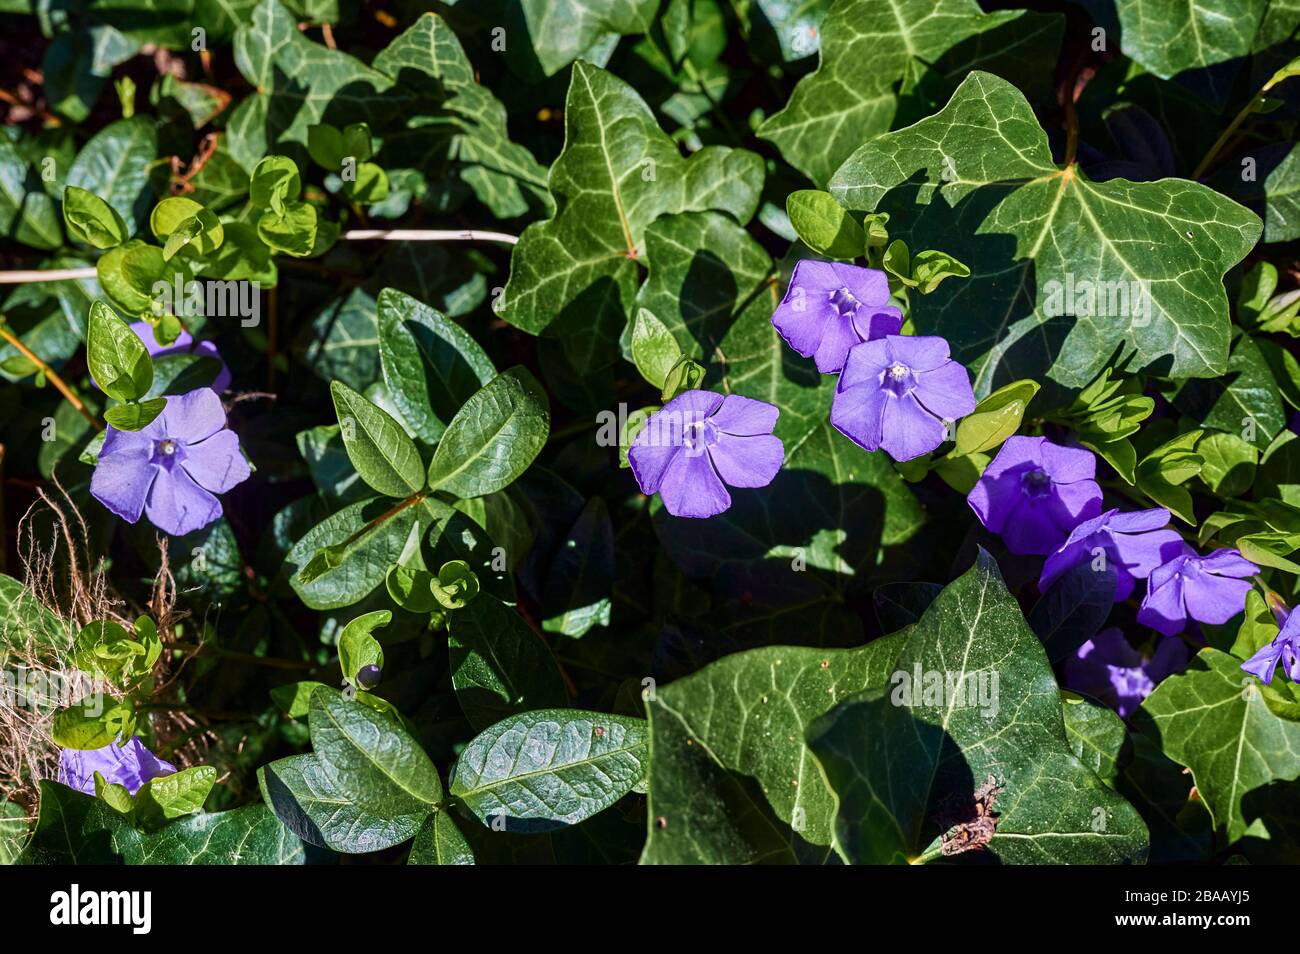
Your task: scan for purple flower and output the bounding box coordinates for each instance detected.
[91,387,250,537]
[967,436,1102,555]
[771,261,903,373]
[57,736,175,796]
[1241,609,1300,684]
[1138,547,1259,636]
[628,390,783,519]
[1038,507,1184,601]
[131,322,232,393]
[1064,627,1189,719]
[831,334,976,461]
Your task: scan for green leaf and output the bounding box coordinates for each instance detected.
[87,300,153,403]
[376,287,496,445]
[499,62,763,338]
[18,781,125,864]
[103,397,166,432]
[66,116,157,233]
[426,367,550,498]
[118,805,305,864]
[1173,332,1285,451]
[1139,648,1300,843]
[256,201,319,257]
[330,380,425,498]
[448,594,568,731]
[1062,691,1126,785]
[62,185,128,249]
[0,800,27,865]
[1217,142,1300,244]
[630,307,679,389]
[134,766,218,827]
[759,0,1064,186]
[51,698,135,750]
[951,379,1039,457]
[408,811,474,865]
[541,497,614,637]
[271,680,331,719]
[512,0,658,76]
[830,72,1262,399]
[786,189,864,259]
[807,551,1148,863]
[640,635,903,864]
[337,610,389,682]
[449,710,648,831]
[1197,431,1258,497]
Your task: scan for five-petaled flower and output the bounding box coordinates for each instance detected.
[628,390,783,519]
[1064,627,1188,719]
[1038,507,1184,601]
[1241,609,1300,684]
[1138,547,1259,636]
[91,388,251,537]
[831,334,976,461]
[770,261,903,373]
[57,736,175,796]
[967,436,1102,555]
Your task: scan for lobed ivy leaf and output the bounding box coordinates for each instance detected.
[830,71,1262,400]
[117,805,305,865]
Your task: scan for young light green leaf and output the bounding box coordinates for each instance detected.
[630,308,679,389]
[63,186,128,249]
[87,300,153,403]
[786,189,864,259]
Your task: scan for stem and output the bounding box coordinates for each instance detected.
[341,228,518,244]
[168,642,315,671]
[0,266,97,285]
[1193,70,1291,180]
[0,323,102,430]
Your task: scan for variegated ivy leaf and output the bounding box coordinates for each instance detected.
[830,71,1261,403]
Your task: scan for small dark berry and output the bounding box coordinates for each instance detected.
[357,664,382,689]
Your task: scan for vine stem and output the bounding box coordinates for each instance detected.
[1193,66,1296,180]
[0,322,102,430]
[0,228,521,286]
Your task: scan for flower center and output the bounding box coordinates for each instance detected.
[828,286,860,318]
[152,437,187,468]
[881,362,915,396]
[1021,467,1052,497]
[159,439,177,455]
[682,418,719,455]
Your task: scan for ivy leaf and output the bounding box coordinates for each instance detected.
[426,367,550,498]
[330,380,426,499]
[830,71,1262,399]
[759,0,1064,186]
[640,635,902,864]
[17,781,125,864]
[372,13,551,219]
[408,811,475,865]
[1217,142,1300,244]
[1173,332,1285,452]
[448,594,568,731]
[807,550,1148,863]
[376,288,496,445]
[1028,559,1118,662]
[117,805,305,864]
[499,62,764,339]
[517,0,658,77]
[1138,648,1300,843]
[449,710,648,832]
[1061,692,1126,785]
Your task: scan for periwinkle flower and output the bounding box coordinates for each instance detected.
[1038,507,1184,601]
[967,436,1102,555]
[57,736,175,796]
[130,321,232,392]
[1064,627,1189,719]
[1138,547,1259,636]
[91,387,250,537]
[1241,609,1300,684]
[831,335,976,461]
[771,261,903,373]
[628,390,783,519]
